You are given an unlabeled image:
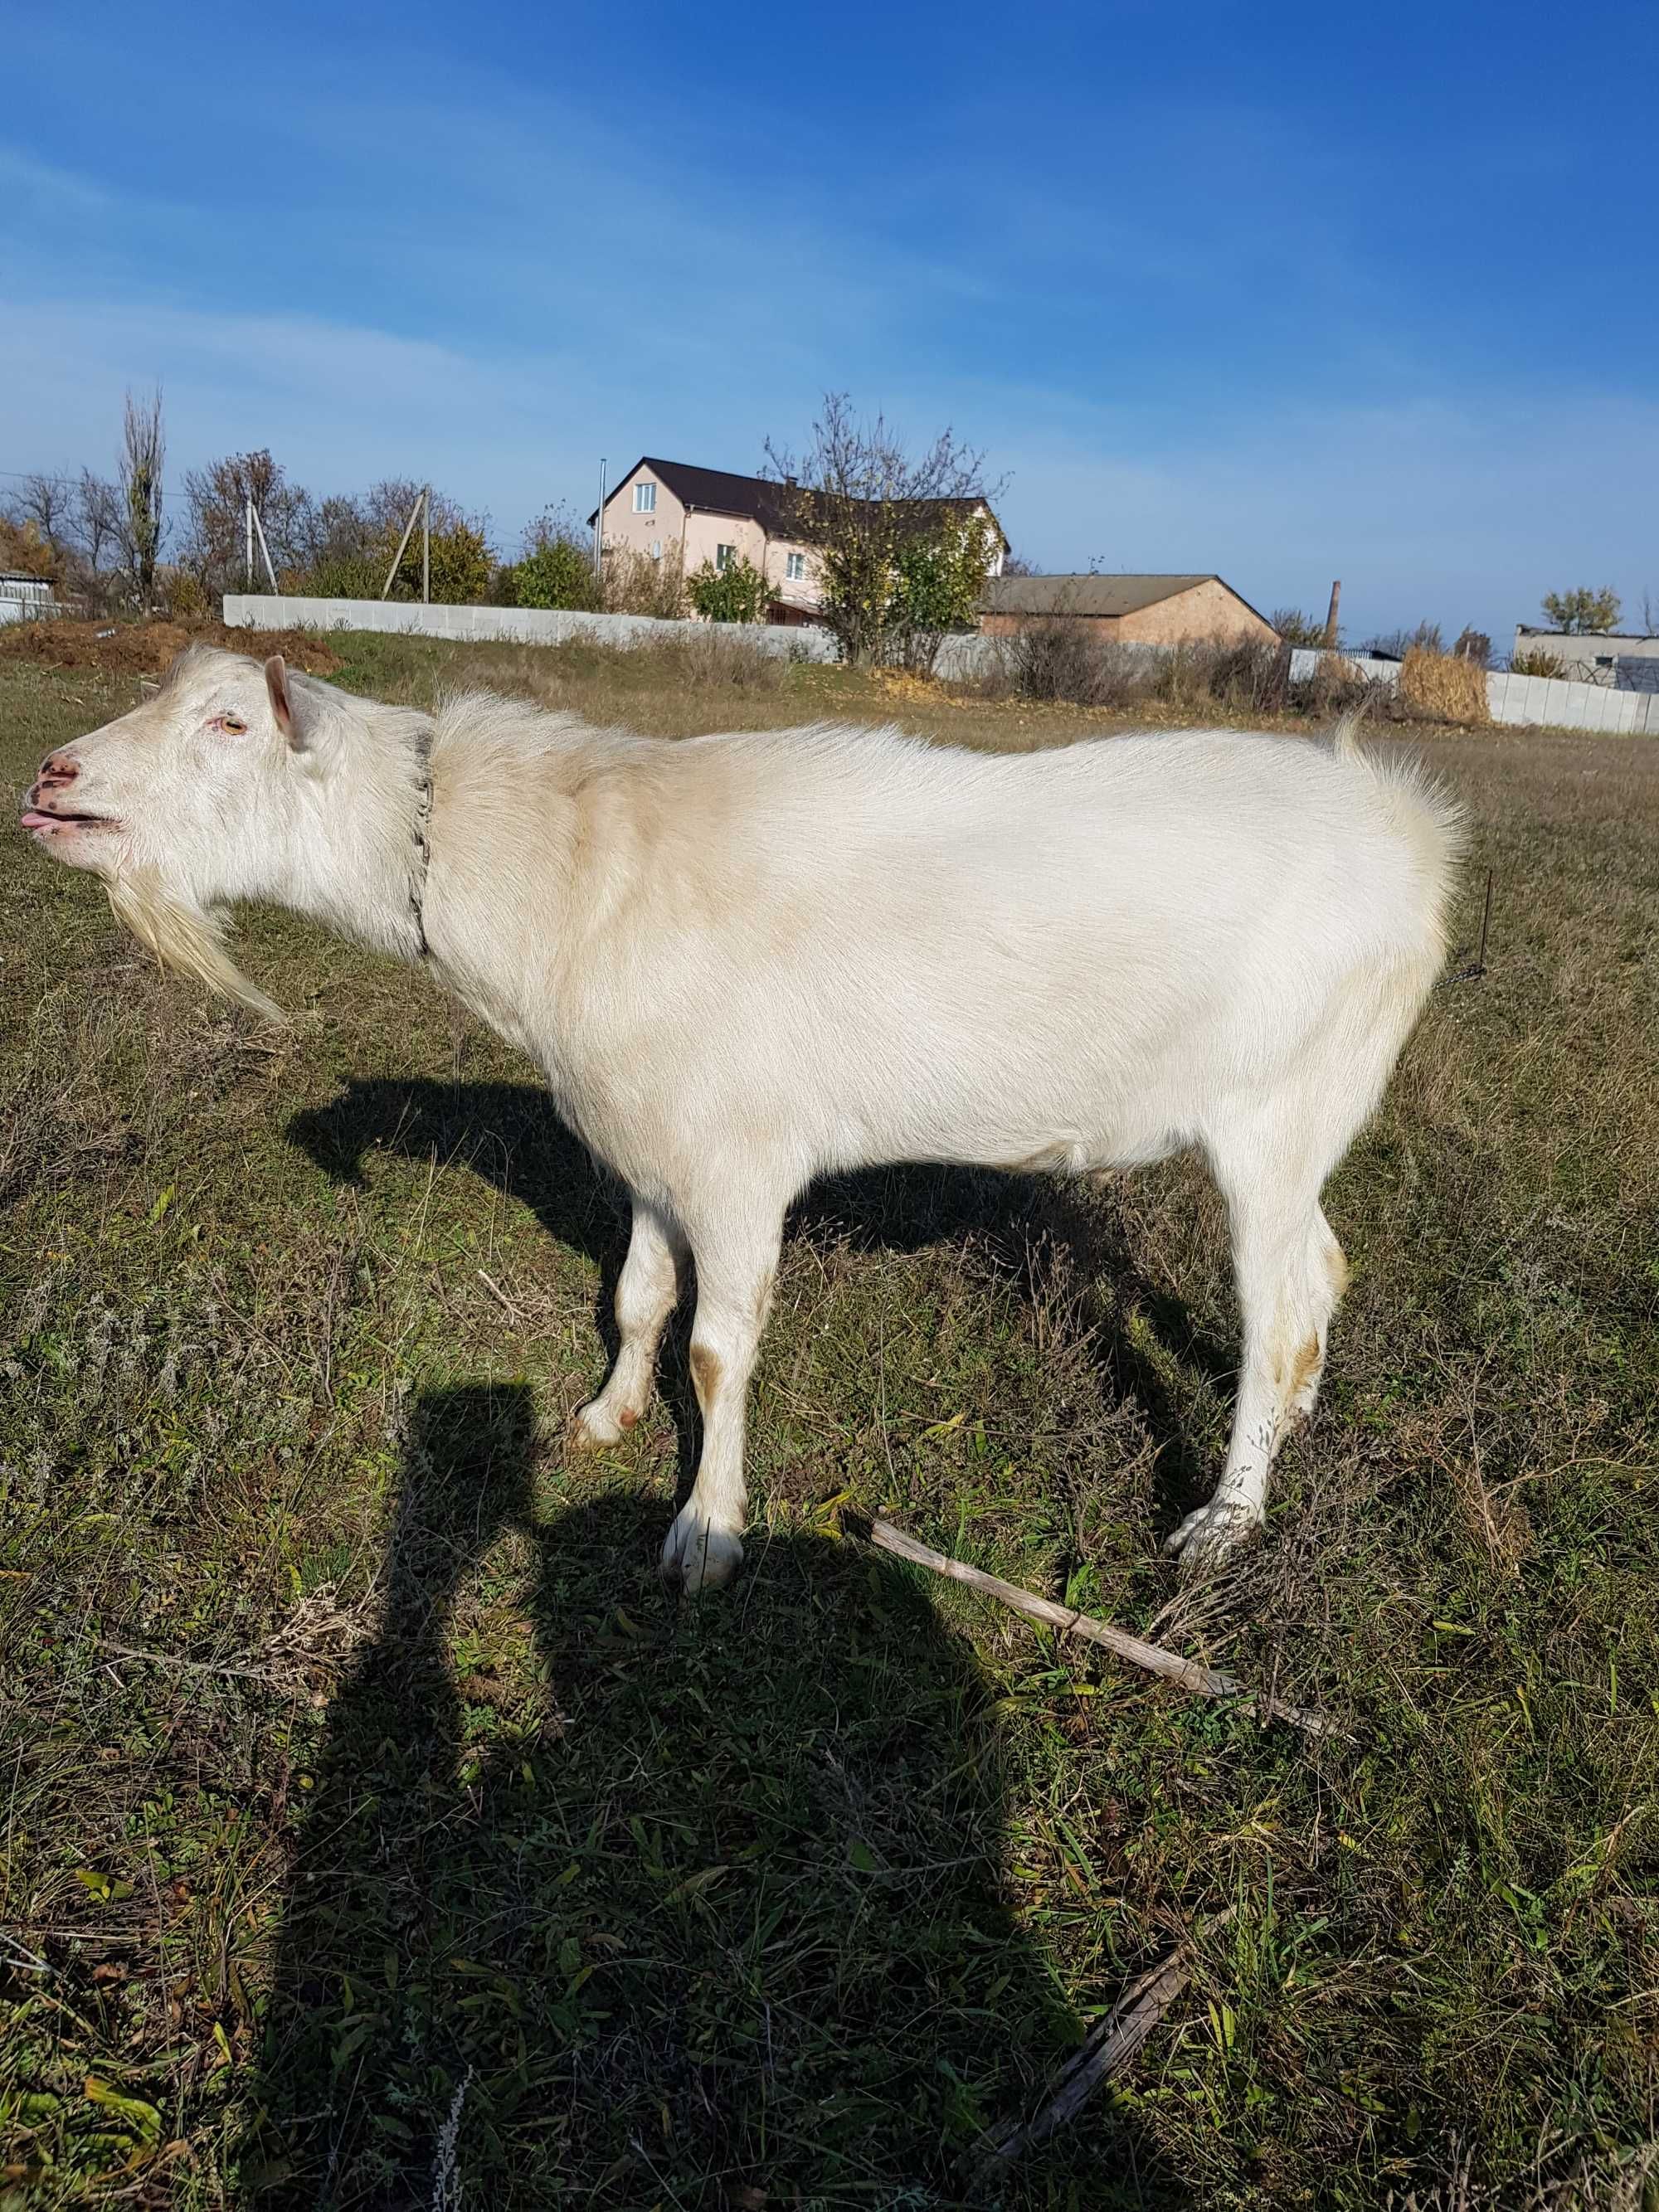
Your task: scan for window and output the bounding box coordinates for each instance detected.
[715,542,736,571]
[786,551,806,581]
[633,481,656,513]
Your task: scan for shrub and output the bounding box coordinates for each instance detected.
[157,566,207,619]
[508,533,599,611]
[1269,607,1330,649]
[1511,649,1565,678]
[1000,621,1148,707]
[304,552,385,601]
[603,542,686,620]
[688,553,767,625]
[412,521,494,607]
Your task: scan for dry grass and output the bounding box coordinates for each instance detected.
[1,631,1656,2209]
[1401,647,1491,726]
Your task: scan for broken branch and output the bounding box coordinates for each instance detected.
[848,1514,1344,1741]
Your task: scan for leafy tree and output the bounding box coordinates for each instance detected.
[1540,586,1621,634]
[765,393,1004,664]
[688,552,768,625]
[1452,627,1491,666]
[502,507,600,610]
[509,534,597,610]
[885,513,999,670]
[0,516,58,581]
[413,520,494,605]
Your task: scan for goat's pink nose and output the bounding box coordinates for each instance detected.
[36,752,79,790]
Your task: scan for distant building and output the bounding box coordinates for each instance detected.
[591,457,1007,627]
[1512,625,1659,692]
[0,572,58,625]
[978,573,1277,647]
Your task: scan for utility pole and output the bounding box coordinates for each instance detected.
[421,484,431,605]
[381,487,427,602]
[245,495,255,592]
[594,456,607,588]
[1323,580,1342,649]
[249,501,279,594]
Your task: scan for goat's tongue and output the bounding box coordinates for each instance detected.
[20,809,61,830]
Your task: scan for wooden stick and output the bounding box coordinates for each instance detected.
[848,1514,1344,1741]
[978,1908,1236,2163]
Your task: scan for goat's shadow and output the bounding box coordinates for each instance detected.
[248,1385,1175,2207]
[286,1077,1238,1536]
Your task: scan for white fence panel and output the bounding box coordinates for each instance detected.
[222,593,841,663]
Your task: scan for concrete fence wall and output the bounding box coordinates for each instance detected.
[222,597,1659,736]
[1289,646,1659,735]
[1485,668,1659,732]
[222,593,841,662]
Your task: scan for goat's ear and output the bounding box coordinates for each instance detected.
[264,655,300,746]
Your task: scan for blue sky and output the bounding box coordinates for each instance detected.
[2,0,1656,644]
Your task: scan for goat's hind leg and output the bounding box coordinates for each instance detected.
[1166,1135,1349,1568]
[573,1197,688,1449]
[661,1205,783,1594]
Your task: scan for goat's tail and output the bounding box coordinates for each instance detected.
[1331,700,1369,761]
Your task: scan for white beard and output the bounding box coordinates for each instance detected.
[105,865,287,1025]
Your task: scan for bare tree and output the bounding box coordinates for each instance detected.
[182,450,319,592]
[119,387,167,614]
[8,471,74,553]
[75,469,124,574]
[765,394,1005,664]
[1642,589,1657,637]
[1364,620,1444,659]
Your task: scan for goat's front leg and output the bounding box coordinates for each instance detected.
[661,1208,782,1593]
[573,1197,688,1450]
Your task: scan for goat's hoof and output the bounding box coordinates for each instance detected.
[1165,1496,1262,1572]
[661,1508,744,1594]
[571,1398,637,1452]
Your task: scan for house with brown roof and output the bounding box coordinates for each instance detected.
[979,573,1277,647]
[591,457,1007,626]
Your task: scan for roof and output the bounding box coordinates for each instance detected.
[980,573,1224,619]
[594,458,799,534]
[591,456,1008,547]
[1515,624,1659,646]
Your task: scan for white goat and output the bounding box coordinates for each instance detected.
[22,646,1461,1589]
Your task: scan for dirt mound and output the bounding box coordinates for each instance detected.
[0,618,342,678]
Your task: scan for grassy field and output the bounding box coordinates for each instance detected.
[1,626,1655,2210]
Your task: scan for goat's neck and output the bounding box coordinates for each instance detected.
[280,732,433,964]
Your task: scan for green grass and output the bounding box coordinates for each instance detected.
[1,634,1656,2210]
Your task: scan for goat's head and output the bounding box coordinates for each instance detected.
[20,644,421,1022]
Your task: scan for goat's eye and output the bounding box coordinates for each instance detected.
[215,712,248,735]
